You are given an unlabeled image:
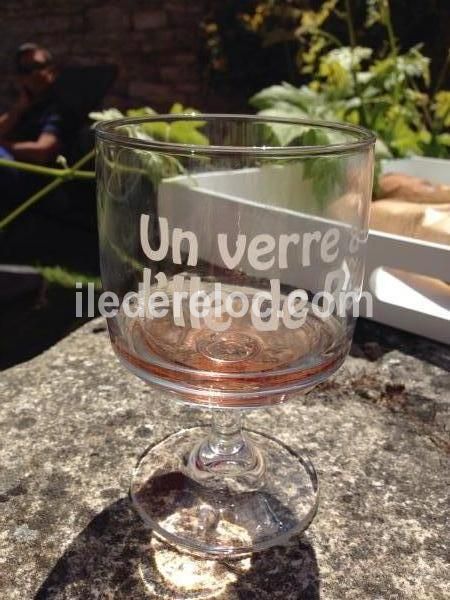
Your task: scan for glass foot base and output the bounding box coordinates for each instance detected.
[130,427,319,558]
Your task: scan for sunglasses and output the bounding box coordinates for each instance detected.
[16,60,52,75]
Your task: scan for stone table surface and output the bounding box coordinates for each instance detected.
[1,318,449,600]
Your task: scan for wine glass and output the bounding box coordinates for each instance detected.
[95,114,375,558]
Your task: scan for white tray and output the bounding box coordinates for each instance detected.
[158,159,450,344]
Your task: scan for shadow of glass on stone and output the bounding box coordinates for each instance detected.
[34,494,320,600]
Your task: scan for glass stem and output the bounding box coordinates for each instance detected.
[188,409,265,487]
[208,409,245,456]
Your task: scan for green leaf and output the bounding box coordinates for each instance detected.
[169,102,200,116]
[300,128,330,146]
[436,133,450,147]
[257,104,309,146]
[365,0,382,28]
[321,47,373,72]
[126,107,157,118]
[319,58,350,90]
[374,137,392,158]
[303,155,344,210]
[125,106,207,145]
[250,82,321,112]
[89,108,125,121]
[396,45,430,86]
[433,91,450,126]
[299,129,345,208]
[90,104,209,146]
[299,0,338,32]
[126,107,168,140]
[390,119,425,156]
[371,46,430,90]
[167,121,209,146]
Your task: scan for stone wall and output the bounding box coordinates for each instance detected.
[0,0,231,113]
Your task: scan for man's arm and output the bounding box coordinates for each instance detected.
[0,91,30,138]
[3,132,60,164]
[0,108,22,138]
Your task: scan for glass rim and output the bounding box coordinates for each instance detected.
[94,113,376,157]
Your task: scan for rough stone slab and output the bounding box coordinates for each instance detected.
[0,318,449,599]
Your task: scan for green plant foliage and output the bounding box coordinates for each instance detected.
[434,91,450,127]
[297,127,345,209]
[248,0,449,161]
[91,103,209,146]
[39,266,101,289]
[91,103,210,186]
[255,104,348,207]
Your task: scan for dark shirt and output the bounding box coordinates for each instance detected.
[11,90,65,150]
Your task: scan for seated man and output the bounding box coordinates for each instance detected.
[0,43,65,207]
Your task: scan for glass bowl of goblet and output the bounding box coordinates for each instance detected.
[95,114,375,558]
